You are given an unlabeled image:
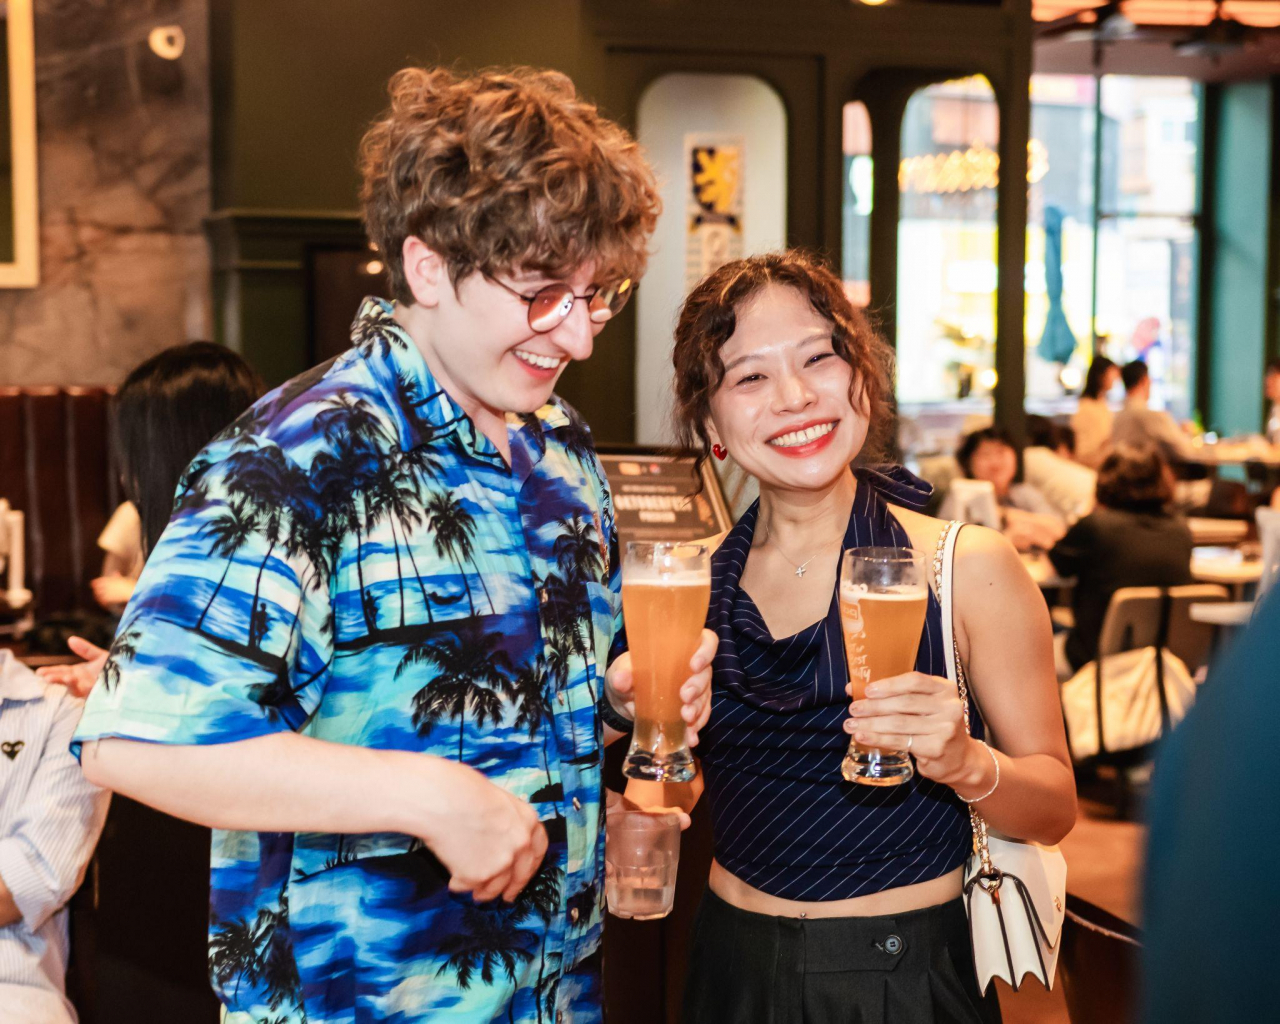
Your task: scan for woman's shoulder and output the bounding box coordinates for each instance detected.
[952,520,1029,592]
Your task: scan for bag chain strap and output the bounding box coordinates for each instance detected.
[932,520,997,880]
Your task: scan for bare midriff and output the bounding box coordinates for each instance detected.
[709,859,964,919]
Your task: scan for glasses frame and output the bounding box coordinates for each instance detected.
[488,275,635,333]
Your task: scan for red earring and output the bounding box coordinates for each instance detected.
[712,444,727,461]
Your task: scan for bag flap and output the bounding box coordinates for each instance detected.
[967,833,1067,946]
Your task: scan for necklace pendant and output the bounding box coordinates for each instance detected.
[794,565,806,578]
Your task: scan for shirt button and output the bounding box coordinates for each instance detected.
[557,1013,566,1024]
[572,797,582,811]
[570,907,580,924]
[557,691,566,705]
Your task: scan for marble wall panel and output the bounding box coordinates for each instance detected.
[0,0,211,386]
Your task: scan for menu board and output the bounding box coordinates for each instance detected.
[595,446,733,544]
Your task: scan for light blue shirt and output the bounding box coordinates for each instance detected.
[0,651,109,1022]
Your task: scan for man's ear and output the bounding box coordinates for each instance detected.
[401,237,446,309]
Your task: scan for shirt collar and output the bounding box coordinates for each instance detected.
[350,296,571,461]
[0,650,45,703]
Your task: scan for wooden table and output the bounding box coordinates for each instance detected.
[1184,441,1280,467]
[1191,547,1263,599]
[1187,517,1249,547]
[1189,601,1254,628]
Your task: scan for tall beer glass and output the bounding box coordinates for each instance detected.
[621,542,711,782]
[839,547,928,786]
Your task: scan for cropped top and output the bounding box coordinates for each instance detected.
[698,466,985,902]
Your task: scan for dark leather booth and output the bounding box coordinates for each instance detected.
[0,385,120,626]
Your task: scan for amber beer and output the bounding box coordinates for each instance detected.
[839,548,928,786]
[621,543,711,782]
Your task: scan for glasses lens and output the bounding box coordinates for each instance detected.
[588,278,634,324]
[528,284,576,333]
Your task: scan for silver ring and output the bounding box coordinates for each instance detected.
[906,734,914,753]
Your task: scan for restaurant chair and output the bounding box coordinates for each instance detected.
[1057,893,1142,1024]
[1067,584,1228,817]
[1257,508,1280,597]
[0,386,120,647]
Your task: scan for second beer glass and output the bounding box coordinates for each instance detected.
[620,541,711,782]
[839,547,928,786]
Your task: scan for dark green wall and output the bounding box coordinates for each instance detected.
[1205,81,1273,436]
[208,0,1033,444]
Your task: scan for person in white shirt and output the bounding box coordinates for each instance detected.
[951,427,1067,551]
[1111,360,1196,465]
[1071,356,1119,469]
[0,651,109,1022]
[1024,415,1096,524]
[91,502,144,614]
[1265,358,1280,446]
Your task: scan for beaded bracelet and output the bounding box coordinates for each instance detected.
[958,741,1000,804]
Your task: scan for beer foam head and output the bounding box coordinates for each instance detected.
[839,582,927,602]
[623,564,709,585]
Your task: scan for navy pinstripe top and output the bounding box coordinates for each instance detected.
[699,466,984,902]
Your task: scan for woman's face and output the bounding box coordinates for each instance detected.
[968,439,1017,493]
[1104,366,1121,393]
[706,283,867,495]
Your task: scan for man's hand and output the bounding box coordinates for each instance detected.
[37,636,109,700]
[421,760,548,903]
[605,628,717,746]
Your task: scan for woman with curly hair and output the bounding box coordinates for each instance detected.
[665,250,1075,1023]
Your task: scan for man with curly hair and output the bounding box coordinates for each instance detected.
[72,66,714,1023]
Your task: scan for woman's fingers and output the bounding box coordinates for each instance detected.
[849,693,942,717]
[862,672,951,698]
[845,712,948,738]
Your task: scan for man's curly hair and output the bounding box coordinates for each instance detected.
[359,65,661,303]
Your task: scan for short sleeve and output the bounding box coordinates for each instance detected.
[73,437,336,755]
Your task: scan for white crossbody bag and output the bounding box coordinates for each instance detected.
[936,520,1068,992]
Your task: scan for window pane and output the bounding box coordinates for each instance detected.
[842,101,873,308]
[1095,216,1198,420]
[896,76,999,420]
[1025,74,1097,411]
[1099,76,1200,216]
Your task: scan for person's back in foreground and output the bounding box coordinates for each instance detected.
[71,66,716,1024]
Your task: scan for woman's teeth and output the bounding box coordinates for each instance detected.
[515,350,562,371]
[768,422,835,448]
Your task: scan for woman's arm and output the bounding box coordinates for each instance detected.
[846,525,1076,845]
[951,526,1076,843]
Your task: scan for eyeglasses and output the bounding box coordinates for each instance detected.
[490,276,635,333]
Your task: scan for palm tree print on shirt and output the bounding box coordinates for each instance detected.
[73,298,617,1023]
[208,890,301,1014]
[101,623,142,693]
[396,625,514,760]
[425,490,495,616]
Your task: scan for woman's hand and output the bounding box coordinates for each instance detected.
[36,636,109,700]
[844,672,988,791]
[605,628,717,746]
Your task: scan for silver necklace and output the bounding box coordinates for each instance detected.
[760,521,835,578]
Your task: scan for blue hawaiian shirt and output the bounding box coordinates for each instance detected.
[73,298,622,1024]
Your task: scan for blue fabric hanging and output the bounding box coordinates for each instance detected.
[1038,205,1079,365]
